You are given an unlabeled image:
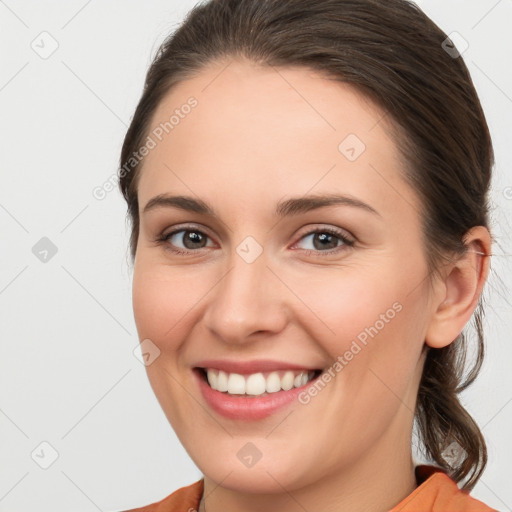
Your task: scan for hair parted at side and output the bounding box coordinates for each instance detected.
[118,0,494,490]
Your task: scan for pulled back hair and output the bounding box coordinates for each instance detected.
[119,0,494,490]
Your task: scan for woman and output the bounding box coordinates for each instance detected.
[118,0,497,510]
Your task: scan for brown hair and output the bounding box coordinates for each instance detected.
[118,0,493,490]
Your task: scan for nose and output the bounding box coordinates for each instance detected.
[202,247,289,345]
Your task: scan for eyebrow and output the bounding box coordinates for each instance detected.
[142,193,380,218]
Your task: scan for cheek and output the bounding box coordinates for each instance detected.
[285,259,429,392]
[284,265,408,349]
[286,270,427,456]
[132,264,197,348]
[132,264,206,430]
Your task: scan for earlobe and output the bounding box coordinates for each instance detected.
[425,226,491,349]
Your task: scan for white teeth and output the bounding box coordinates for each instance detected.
[266,372,281,393]
[207,369,218,389]
[246,373,267,395]
[205,369,316,396]
[227,373,246,394]
[281,371,294,391]
[217,370,228,392]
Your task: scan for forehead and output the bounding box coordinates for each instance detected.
[137,58,417,219]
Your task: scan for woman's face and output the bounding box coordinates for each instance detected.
[132,58,436,492]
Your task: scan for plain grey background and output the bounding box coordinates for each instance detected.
[1,1,511,511]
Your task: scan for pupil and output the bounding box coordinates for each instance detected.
[185,231,205,248]
[314,233,337,250]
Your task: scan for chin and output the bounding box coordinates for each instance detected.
[189,438,320,494]
[202,463,303,494]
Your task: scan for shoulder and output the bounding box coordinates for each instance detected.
[121,479,204,512]
[390,465,497,512]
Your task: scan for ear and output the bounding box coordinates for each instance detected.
[425,226,492,349]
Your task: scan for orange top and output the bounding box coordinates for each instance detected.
[123,465,497,512]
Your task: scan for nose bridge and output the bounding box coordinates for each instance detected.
[203,242,287,343]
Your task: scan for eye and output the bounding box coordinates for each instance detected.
[156,224,354,257]
[159,226,215,255]
[292,226,354,256]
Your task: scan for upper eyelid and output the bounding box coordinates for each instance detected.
[163,223,216,240]
[295,224,353,240]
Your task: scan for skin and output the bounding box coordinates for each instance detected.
[131,57,491,512]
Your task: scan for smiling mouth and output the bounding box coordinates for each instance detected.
[197,368,323,397]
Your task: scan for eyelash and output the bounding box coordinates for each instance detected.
[156,224,355,258]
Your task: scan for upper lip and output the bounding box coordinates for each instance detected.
[194,359,322,375]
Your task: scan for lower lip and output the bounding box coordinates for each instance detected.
[194,369,317,420]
